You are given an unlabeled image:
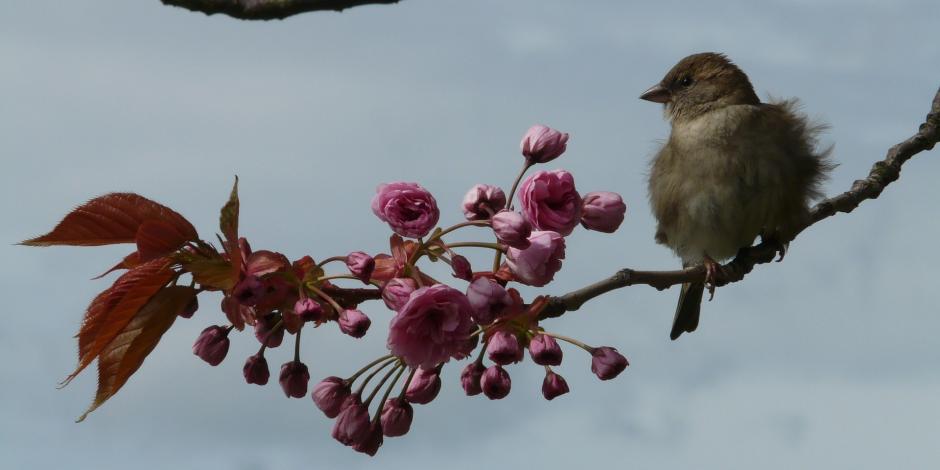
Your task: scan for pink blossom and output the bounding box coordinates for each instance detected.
[505,231,566,287]
[465,277,512,324]
[460,362,485,396]
[520,124,569,164]
[487,330,524,365]
[491,210,532,249]
[338,309,371,338]
[450,254,473,281]
[382,278,417,311]
[192,325,230,366]
[542,370,570,400]
[352,422,384,456]
[590,346,629,380]
[371,182,440,239]
[528,334,563,366]
[580,191,627,233]
[312,377,351,418]
[387,284,475,369]
[293,298,324,323]
[404,367,442,405]
[480,365,511,400]
[279,361,310,398]
[232,275,265,306]
[462,184,506,220]
[518,170,582,235]
[345,251,376,283]
[381,398,414,437]
[254,313,284,347]
[242,353,269,385]
[332,397,371,446]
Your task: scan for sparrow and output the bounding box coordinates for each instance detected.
[641,52,833,340]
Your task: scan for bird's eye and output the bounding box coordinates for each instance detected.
[679,76,693,87]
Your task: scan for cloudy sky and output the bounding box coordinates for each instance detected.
[2,1,939,468]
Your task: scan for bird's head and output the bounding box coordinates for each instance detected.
[640,52,759,123]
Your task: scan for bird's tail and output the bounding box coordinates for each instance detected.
[670,282,704,340]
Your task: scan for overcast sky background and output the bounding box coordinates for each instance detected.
[2,1,939,469]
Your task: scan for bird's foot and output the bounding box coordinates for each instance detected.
[703,255,724,301]
[760,231,789,262]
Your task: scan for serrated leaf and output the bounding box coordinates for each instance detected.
[136,219,193,262]
[219,177,239,252]
[92,252,142,280]
[22,193,197,247]
[77,286,196,422]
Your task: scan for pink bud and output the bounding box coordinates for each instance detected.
[465,277,512,324]
[345,251,376,283]
[580,191,626,233]
[487,330,524,365]
[380,398,414,437]
[279,361,310,398]
[405,367,442,405]
[590,346,629,380]
[254,313,284,348]
[179,296,198,318]
[232,275,265,306]
[312,376,351,418]
[243,353,269,385]
[382,278,417,311]
[491,210,531,249]
[506,230,566,287]
[480,365,511,400]
[192,325,230,366]
[352,421,384,456]
[460,361,485,396]
[338,309,371,338]
[520,124,569,164]
[541,370,570,400]
[450,254,473,281]
[518,169,582,236]
[371,182,440,239]
[528,334,563,366]
[461,184,507,220]
[332,397,371,446]
[293,298,324,323]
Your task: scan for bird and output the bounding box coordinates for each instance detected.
[641,52,833,340]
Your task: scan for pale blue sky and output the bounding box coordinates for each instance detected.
[2,1,939,469]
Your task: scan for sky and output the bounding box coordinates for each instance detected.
[1,0,939,469]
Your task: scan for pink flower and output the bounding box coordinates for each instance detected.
[293,298,324,323]
[450,254,473,281]
[505,231,566,287]
[243,353,269,385]
[487,330,524,365]
[528,334,563,366]
[345,251,376,283]
[352,422,384,456]
[338,309,371,338]
[541,370,570,400]
[382,278,417,311]
[481,365,511,400]
[332,397,371,446]
[371,182,440,238]
[460,362,485,396]
[520,124,569,164]
[404,367,442,405]
[580,191,626,233]
[381,398,414,437]
[518,170,582,235]
[462,184,506,220]
[387,284,475,369]
[279,361,310,398]
[193,325,230,366]
[232,275,265,306]
[465,277,512,324]
[590,346,629,380]
[491,210,532,249]
[312,377,351,418]
[254,313,284,348]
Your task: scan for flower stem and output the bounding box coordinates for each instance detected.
[396,367,417,400]
[364,362,402,407]
[540,331,594,353]
[293,327,302,362]
[354,357,398,396]
[373,365,407,423]
[316,274,382,288]
[446,242,505,251]
[307,285,343,312]
[347,354,395,383]
[493,161,534,272]
[316,256,346,268]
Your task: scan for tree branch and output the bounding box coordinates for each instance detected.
[160,0,400,20]
[540,86,940,320]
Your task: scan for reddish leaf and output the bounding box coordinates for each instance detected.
[92,252,142,280]
[221,295,255,330]
[22,193,197,247]
[77,286,196,422]
[181,254,238,291]
[220,177,239,253]
[63,258,174,386]
[245,250,290,277]
[136,220,192,262]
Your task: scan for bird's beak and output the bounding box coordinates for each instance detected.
[639,84,670,103]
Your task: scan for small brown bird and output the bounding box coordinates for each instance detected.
[642,52,833,340]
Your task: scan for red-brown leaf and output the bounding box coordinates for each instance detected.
[22,193,197,247]
[136,219,193,262]
[77,286,196,422]
[92,252,142,280]
[219,177,239,253]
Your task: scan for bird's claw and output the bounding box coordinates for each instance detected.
[703,255,723,301]
[775,242,789,262]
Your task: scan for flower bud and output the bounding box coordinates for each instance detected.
[480,365,511,400]
[192,325,230,366]
[338,309,371,338]
[528,334,563,366]
[371,182,440,239]
[506,230,566,287]
[179,296,198,318]
[382,278,417,311]
[462,184,506,220]
[580,191,626,233]
[279,360,310,398]
[460,361,485,396]
[404,367,441,405]
[541,370,570,400]
[312,376,351,418]
[518,170,581,236]
[520,124,569,164]
[450,254,473,281]
[487,330,524,365]
[465,277,512,324]
[352,421,384,456]
[232,275,265,306]
[590,346,629,380]
[380,398,414,437]
[293,298,324,323]
[491,210,531,250]
[345,251,376,283]
[254,314,284,348]
[243,353,270,385]
[332,397,371,446]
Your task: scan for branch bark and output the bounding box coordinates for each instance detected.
[539,86,940,320]
[160,0,400,20]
